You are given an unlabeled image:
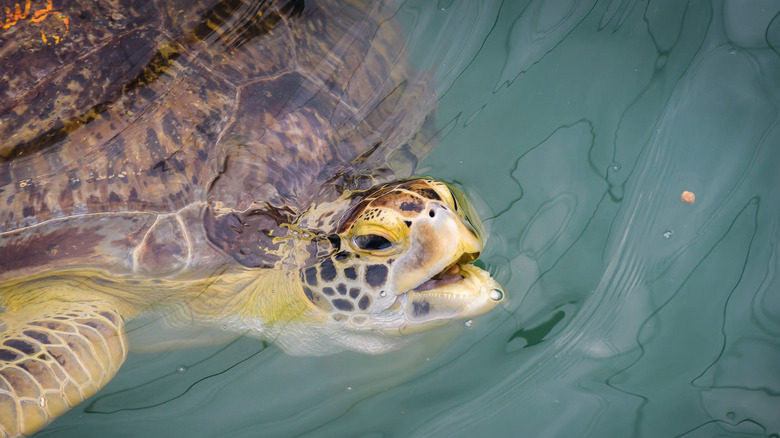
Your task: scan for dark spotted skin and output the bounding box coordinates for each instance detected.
[304,267,318,287]
[319,259,337,282]
[299,251,388,320]
[332,299,354,311]
[343,267,357,280]
[365,264,388,288]
[412,300,431,317]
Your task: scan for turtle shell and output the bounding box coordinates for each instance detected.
[0,0,436,280]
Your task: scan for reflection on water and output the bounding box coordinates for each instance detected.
[42,0,780,436]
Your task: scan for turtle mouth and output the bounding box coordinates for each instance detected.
[411,252,479,292]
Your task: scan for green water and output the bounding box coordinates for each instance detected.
[41,1,780,437]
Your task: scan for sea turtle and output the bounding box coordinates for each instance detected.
[0,0,504,435]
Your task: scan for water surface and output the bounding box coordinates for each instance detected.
[42,1,780,437]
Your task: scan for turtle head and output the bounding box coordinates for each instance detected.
[297,178,503,351]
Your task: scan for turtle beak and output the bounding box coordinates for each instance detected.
[385,197,503,330]
[389,205,479,294]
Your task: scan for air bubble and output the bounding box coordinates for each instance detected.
[39,397,46,407]
[379,291,387,297]
[609,163,621,172]
[346,386,353,391]
[437,0,453,10]
[177,366,187,373]
[465,320,473,327]
[489,289,504,301]
[663,230,673,239]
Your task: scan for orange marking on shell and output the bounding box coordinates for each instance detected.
[2,0,67,38]
[2,0,30,28]
[2,6,16,29]
[30,0,54,22]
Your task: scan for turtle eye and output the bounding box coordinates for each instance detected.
[353,234,392,251]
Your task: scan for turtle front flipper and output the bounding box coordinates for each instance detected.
[0,301,126,437]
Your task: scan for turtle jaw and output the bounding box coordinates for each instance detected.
[394,258,504,334]
[408,252,479,293]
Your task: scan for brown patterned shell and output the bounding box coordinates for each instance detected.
[0,0,435,281]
